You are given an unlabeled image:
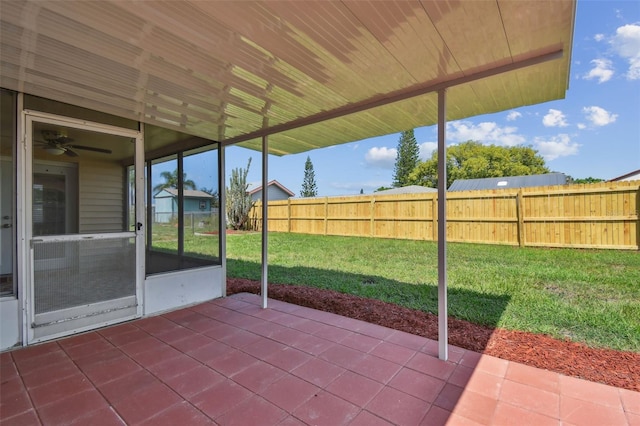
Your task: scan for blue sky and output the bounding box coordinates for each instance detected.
[223,1,639,197]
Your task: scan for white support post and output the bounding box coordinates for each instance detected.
[261,135,269,309]
[134,125,145,317]
[220,144,227,297]
[437,89,448,361]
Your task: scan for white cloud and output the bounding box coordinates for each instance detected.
[610,23,640,80]
[446,121,525,146]
[419,142,437,160]
[577,123,587,130]
[582,106,618,126]
[506,111,522,121]
[542,109,569,127]
[364,146,396,169]
[534,134,581,161]
[594,33,605,42]
[584,58,614,83]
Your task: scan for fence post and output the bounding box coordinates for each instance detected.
[432,193,438,241]
[287,198,291,233]
[516,189,525,247]
[370,197,375,237]
[324,197,328,235]
[629,184,640,250]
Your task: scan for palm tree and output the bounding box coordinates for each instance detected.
[153,169,196,194]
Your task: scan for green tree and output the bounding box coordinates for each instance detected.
[153,169,196,194]
[226,158,255,230]
[200,187,219,208]
[300,156,318,197]
[392,130,420,187]
[569,177,604,184]
[409,141,549,188]
[375,186,392,192]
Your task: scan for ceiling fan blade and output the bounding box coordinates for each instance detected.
[70,145,112,154]
[64,147,79,157]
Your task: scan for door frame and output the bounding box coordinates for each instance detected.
[20,110,145,344]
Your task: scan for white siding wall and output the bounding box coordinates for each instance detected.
[79,160,125,233]
[251,185,292,202]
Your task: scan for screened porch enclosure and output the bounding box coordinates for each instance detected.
[19,97,224,344]
[145,144,221,276]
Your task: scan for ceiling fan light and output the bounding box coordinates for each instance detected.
[44,146,65,155]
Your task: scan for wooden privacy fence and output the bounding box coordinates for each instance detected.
[251,181,640,250]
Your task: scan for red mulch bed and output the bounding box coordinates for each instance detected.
[228,278,639,392]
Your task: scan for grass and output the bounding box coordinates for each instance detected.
[225,232,640,352]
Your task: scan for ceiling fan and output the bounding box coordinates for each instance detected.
[35,130,113,157]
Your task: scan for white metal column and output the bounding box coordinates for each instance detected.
[261,135,269,309]
[437,89,448,361]
[134,125,145,317]
[220,144,227,297]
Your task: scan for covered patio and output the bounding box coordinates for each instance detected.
[2,293,636,425]
[1,0,577,351]
[5,1,634,424]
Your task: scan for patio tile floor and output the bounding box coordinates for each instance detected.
[1,292,638,425]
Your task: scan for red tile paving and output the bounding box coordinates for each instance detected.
[1,292,637,425]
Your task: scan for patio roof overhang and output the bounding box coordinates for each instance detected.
[2,0,576,360]
[1,0,576,155]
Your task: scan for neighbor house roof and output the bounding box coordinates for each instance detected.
[608,169,640,182]
[375,185,438,195]
[1,1,575,156]
[449,173,568,191]
[154,188,214,198]
[247,180,295,197]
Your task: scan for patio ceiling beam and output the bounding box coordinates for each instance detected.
[221,47,563,147]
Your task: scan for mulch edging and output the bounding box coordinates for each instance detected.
[227,278,639,392]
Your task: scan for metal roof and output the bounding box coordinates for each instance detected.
[448,172,568,191]
[155,188,215,198]
[608,169,640,182]
[1,1,575,156]
[247,180,295,196]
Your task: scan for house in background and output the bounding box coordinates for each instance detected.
[248,180,294,202]
[449,172,568,191]
[608,169,640,182]
[153,188,216,223]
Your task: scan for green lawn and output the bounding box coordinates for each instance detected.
[225,232,640,352]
